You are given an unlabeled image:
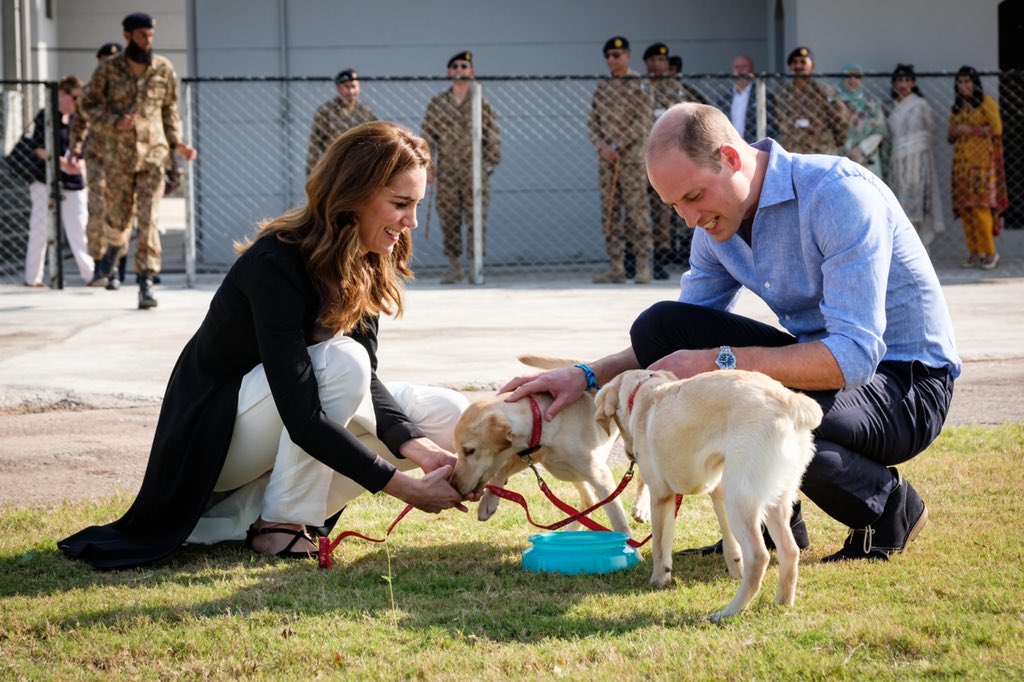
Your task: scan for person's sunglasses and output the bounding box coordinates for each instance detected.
[451,63,471,70]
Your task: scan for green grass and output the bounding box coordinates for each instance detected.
[2,424,1022,680]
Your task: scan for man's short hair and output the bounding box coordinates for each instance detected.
[647,103,740,172]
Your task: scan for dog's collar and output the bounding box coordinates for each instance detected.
[517,395,543,458]
[628,373,660,414]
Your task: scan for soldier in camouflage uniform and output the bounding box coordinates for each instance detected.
[588,36,654,284]
[421,51,502,284]
[73,13,196,309]
[775,47,850,155]
[305,69,377,176]
[71,42,122,263]
[644,43,704,279]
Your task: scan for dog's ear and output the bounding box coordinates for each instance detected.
[483,412,514,451]
[593,375,622,433]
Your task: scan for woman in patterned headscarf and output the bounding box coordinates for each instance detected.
[887,64,944,251]
[948,66,1009,269]
[837,63,889,180]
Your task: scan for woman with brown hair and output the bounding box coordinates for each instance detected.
[948,66,1009,269]
[59,122,472,568]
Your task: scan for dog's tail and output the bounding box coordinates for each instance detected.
[789,392,824,431]
[518,354,580,370]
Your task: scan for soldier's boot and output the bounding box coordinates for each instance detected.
[653,248,672,280]
[623,249,636,280]
[89,246,120,289]
[117,255,127,282]
[592,260,626,284]
[634,258,653,284]
[137,271,158,310]
[439,257,464,285]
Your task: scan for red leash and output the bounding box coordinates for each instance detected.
[318,503,414,569]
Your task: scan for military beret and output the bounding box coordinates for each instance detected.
[96,42,122,59]
[447,51,472,68]
[787,46,813,64]
[643,43,669,61]
[122,12,155,31]
[603,36,629,54]
[335,68,357,84]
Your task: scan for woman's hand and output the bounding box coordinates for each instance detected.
[398,437,457,473]
[383,468,468,514]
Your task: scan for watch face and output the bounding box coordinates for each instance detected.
[716,348,736,369]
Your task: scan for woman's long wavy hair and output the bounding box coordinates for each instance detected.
[952,65,984,113]
[237,121,431,333]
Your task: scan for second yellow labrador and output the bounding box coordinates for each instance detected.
[595,368,822,622]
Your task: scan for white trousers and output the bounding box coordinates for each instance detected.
[187,334,468,544]
[24,182,93,285]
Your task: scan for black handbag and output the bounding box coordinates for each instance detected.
[3,135,46,183]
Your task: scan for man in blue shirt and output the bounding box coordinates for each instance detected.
[503,102,959,562]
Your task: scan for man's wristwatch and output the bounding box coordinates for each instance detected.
[715,345,737,370]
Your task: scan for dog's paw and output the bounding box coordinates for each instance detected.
[709,610,730,626]
[649,570,673,589]
[631,503,651,524]
[477,490,500,521]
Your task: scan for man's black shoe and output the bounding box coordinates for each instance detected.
[677,500,809,556]
[823,470,927,562]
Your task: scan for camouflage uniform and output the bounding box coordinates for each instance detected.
[305,98,377,176]
[421,88,501,261]
[588,70,654,276]
[775,78,850,155]
[648,77,704,265]
[70,82,110,260]
[76,51,183,274]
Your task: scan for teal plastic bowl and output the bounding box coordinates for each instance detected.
[521,531,639,575]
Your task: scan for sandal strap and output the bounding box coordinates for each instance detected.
[244,525,314,555]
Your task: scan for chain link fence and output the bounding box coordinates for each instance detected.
[3,72,1023,285]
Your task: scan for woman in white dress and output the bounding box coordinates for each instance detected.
[887,64,944,250]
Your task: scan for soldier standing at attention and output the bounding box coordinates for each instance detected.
[70,42,122,270]
[306,69,376,176]
[421,51,502,284]
[75,12,197,309]
[775,46,850,155]
[588,36,654,284]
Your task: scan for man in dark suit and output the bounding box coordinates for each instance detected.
[716,54,775,143]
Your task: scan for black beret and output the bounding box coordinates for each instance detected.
[334,69,357,84]
[787,46,813,64]
[643,43,669,61]
[603,36,629,54]
[96,42,122,59]
[447,51,472,68]
[122,12,155,31]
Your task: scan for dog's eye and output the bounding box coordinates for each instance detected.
[462,447,475,457]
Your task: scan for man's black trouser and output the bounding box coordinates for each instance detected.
[630,301,955,528]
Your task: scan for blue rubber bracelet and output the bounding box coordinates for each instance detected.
[574,363,600,391]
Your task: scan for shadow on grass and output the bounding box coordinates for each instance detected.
[1,537,733,639]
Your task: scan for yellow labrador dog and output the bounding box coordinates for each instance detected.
[450,357,633,536]
[595,369,822,622]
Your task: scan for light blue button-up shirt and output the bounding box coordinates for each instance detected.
[679,139,961,388]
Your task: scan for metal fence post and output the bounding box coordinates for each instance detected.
[756,74,767,141]
[471,80,484,285]
[183,80,196,288]
[47,82,64,289]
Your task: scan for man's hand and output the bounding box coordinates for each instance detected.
[647,349,716,380]
[175,142,197,161]
[598,144,619,164]
[115,114,136,132]
[60,156,83,175]
[500,366,588,421]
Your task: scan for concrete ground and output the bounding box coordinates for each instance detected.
[1,269,1022,507]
